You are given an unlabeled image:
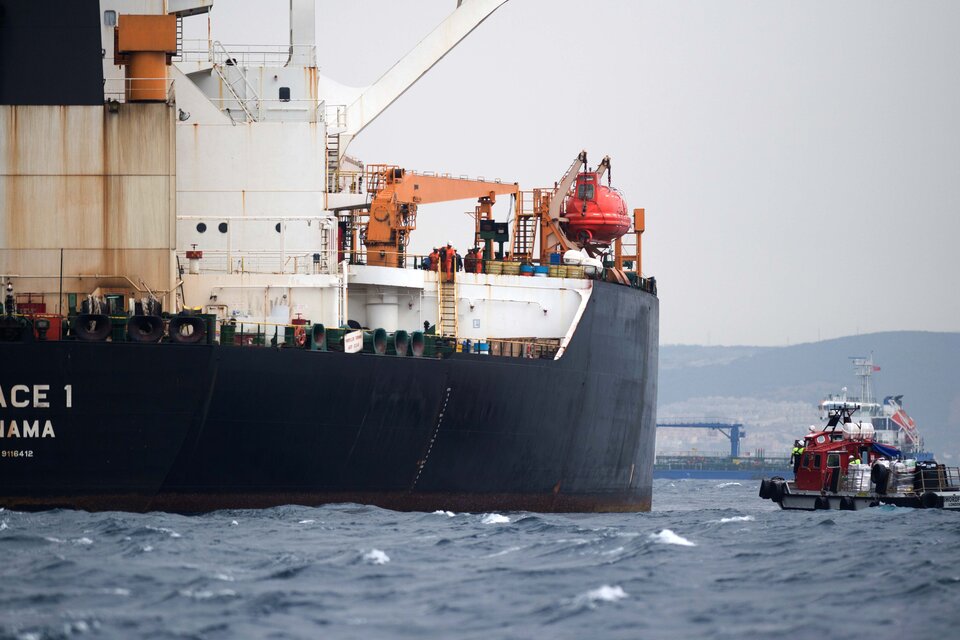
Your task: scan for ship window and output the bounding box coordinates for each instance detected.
[279,87,291,102]
[577,183,595,200]
[813,455,821,470]
[802,453,812,469]
[827,453,841,468]
[275,223,282,233]
[104,10,117,26]
[196,223,207,233]
[218,222,228,233]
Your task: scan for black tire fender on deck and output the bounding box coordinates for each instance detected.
[839,496,856,511]
[872,465,890,495]
[814,496,829,510]
[759,479,772,500]
[920,492,941,509]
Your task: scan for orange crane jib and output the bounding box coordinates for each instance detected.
[363,166,518,268]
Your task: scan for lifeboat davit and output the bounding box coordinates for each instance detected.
[561,172,631,245]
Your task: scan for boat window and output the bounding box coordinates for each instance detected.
[279,87,290,102]
[577,183,595,200]
[104,10,117,26]
[802,453,812,469]
[196,223,207,233]
[218,222,228,233]
[826,453,841,468]
[813,455,821,470]
[815,435,826,444]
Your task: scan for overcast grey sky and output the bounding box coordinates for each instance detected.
[190,0,960,346]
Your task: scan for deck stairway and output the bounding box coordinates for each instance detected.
[512,191,539,260]
[437,276,458,338]
[326,133,340,193]
[211,41,260,123]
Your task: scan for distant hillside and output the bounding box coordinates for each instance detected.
[658,332,960,460]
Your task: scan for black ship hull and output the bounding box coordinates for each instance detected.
[0,282,658,513]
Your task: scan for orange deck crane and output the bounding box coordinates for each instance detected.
[362,165,519,268]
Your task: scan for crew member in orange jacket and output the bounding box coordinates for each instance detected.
[428,248,440,272]
[443,242,455,282]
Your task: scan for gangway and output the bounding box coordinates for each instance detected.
[656,419,746,458]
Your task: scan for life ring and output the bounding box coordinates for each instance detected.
[814,496,829,510]
[294,325,307,347]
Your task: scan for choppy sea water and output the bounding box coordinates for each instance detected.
[2,480,959,639]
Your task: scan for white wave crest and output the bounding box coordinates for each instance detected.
[718,515,754,523]
[72,537,93,545]
[179,588,237,600]
[230,520,239,526]
[362,549,390,565]
[481,513,510,525]
[147,526,181,538]
[298,519,315,524]
[649,529,696,547]
[432,510,456,517]
[717,482,743,488]
[576,585,628,607]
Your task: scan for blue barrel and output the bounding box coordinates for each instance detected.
[549,252,561,265]
[479,341,490,355]
[519,264,535,276]
[534,265,549,277]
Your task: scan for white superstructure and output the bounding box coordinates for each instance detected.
[84,0,595,348]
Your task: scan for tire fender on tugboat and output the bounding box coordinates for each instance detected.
[759,479,772,499]
[920,492,942,509]
[839,496,856,511]
[814,496,829,510]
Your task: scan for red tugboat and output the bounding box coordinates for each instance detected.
[759,407,960,511]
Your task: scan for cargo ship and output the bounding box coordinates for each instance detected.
[0,1,659,513]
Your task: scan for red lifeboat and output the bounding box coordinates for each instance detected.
[561,172,631,245]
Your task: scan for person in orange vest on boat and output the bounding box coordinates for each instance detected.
[471,247,483,274]
[443,242,455,282]
[428,248,440,272]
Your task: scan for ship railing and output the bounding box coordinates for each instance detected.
[916,465,960,493]
[322,103,348,130]
[177,40,318,67]
[103,77,176,104]
[175,250,339,276]
[202,97,329,123]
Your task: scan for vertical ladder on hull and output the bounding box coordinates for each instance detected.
[437,275,458,338]
[326,134,340,193]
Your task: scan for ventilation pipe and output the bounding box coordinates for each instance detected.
[114,15,178,102]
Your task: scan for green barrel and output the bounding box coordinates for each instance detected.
[110,317,126,342]
[220,322,236,346]
[325,327,346,351]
